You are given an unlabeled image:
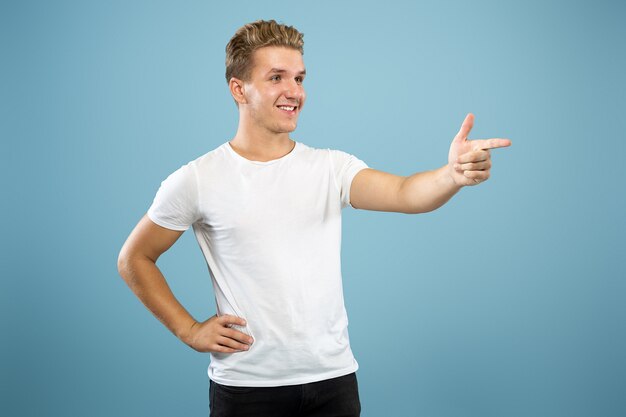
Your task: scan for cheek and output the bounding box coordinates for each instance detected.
[259,89,279,106]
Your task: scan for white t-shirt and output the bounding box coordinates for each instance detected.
[147,141,368,387]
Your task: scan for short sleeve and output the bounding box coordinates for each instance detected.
[329,149,369,209]
[147,163,200,231]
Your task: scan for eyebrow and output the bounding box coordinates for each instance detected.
[266,68,307,76]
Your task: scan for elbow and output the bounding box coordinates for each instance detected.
[117,247,155,287]
[117,251,129,281]
[117,251,142,290]
[117,245,137,283]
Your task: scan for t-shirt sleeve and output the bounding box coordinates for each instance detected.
[329,149,369,209]
[147,163,200,231]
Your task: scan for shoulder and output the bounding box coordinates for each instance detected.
[295,142,339,159]
[188,142,229,168]
[154,143,228,188]
[171,142,232,181]
[290,142,337,170]
[294,142,366,169]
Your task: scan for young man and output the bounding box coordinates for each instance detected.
[117,20,511,417]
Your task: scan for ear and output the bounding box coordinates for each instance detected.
[229,77,247,105]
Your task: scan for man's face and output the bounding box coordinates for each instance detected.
[241,46,306,135]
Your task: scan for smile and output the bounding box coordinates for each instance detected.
[277,105,297,112]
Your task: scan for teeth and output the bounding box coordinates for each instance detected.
[278,106,295,111]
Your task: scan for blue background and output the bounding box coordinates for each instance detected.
[2,0,625,416]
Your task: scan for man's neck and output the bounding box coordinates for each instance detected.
[230,126,295,162]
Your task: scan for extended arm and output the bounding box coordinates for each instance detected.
[350,165,461,214]
[350,114,511,213]
[117,214,253,353]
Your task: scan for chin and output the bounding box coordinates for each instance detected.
[275,123,298,133]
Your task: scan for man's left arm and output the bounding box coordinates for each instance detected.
[350,113,512,214]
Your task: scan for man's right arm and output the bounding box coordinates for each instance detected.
[117,214,254,353]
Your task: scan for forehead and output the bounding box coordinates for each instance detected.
[250,46,305,76]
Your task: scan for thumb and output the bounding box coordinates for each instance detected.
[454,113,474,143]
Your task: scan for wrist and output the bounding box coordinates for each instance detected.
[179,319,199,345]
[443,164,464,190]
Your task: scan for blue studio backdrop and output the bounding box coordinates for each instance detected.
[2,0,625,416]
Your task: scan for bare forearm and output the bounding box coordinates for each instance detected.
[398,165,462,214]
[118,256,196,343]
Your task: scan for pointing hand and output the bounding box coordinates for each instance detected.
[448,113,511,186]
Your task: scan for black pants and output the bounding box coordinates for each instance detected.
[209,372,361,417]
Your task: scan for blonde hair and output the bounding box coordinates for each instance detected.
[225,20,304,83]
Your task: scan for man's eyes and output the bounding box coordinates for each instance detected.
[270,75,304,84]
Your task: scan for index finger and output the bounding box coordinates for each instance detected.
[472,138,512,150]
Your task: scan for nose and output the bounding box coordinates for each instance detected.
[284,79,304,102]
